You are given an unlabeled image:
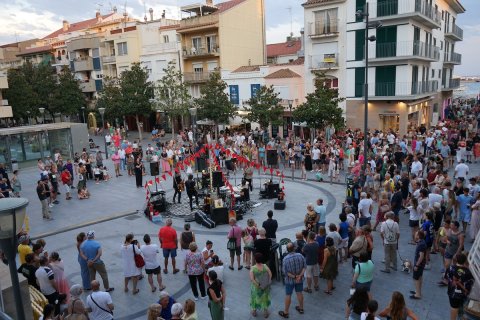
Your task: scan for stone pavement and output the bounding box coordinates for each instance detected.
[7,135,480,319]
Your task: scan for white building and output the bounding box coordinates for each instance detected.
[303,0,465,135]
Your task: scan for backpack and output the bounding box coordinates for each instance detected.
[384,221,397,243]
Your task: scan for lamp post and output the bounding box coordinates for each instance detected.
[0,198,29,320]
[288,99,294,140]
[98,107,108,159]
[81,107,86,124]
[356,3,381,170]
[189,107,197,143]
[38,107,45,124]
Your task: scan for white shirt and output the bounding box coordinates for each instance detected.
[380,219,400,244]
[140,244,160,270]
[411,161,423,175]
[455,163,469,179]
[188,131,193,141]
[86,291,113,320]
[202,247,212,266]
[312,148,320,160]
[361,313,381,320]
[426,136,434,147]
[207,265,224,282]
[118,149,125,159]
[428,193,443,208]
[358,198,373,218]
[35,267,56,295]
[105,134,112,143]
[387,134,395,144]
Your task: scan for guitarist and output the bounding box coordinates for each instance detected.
[173,172,183,204]
[185,174,199,211]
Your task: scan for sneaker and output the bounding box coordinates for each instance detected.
[53,200,59,204]
[424,264,431,270]
[200,295,207,300]
[194,297,199,301]
[48,203,54,208]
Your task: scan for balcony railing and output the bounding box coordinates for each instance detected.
[179,14,219,31]
[355,80,438,97]
[142,42,179,54]
[184,72,213,83]
[79,81,96,93]
[309,54,339,70]
[445,24,464,41]
[102,55,116,64]
[73,57,93,72]
[308,20,339,37]
[370,0,441,27]
[369,40,440,60]
[442,78,461,90]
[183,46,220,58]
[444,52,462,64]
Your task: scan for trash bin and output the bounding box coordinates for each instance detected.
[11,159,18,171]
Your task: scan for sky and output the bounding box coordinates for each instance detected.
[0,0,477,75]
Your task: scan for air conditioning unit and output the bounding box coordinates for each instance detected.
[96,74,104,79]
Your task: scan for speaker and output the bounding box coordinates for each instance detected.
[267,150,278,166]
[196,157,207,172]
[274,200,286,210]
[212,171,224,188]
[150,162,159,176]
[210,207,229,225]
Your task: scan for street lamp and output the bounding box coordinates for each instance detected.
[81,107,86,124]
[38,107,45,124]
[288,99,294,140]
[356,4,382,170]
[189,107,197,143]
[0,198,29,320]
[98,107,108,159]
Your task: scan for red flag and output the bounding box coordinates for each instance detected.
[144,183,148,189]
[155,177,160,183]
[276,170,281,176]
[269,168,273,174]
[184,159,190,165]
[148,180,153,185]
[161,174,166,180]
[225,149,231,155]
[167,171,173,177]
[263,166,268,172]
[174,167,179,173]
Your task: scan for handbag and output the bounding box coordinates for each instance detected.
[132,244,145,268]
[227,227,237,250]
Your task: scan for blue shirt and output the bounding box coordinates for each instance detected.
[80,240,103,264]
[315,205,327,224]
[421,221,434,244]
[339,221,349,239]
[158,297,175,320]
[457,194,473,214]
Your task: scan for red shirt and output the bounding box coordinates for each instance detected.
[113,135,120,147]
[158,226,177,249]
[60,171,71,184]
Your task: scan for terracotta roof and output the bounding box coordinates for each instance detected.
[265,68,300,79]
[232,65,261,73]
[274,57,305,66]
[267,40,301,57]
[302,0,339,6]
[17,45,53,56]
[42,13,114,40]
[216,0,247,13]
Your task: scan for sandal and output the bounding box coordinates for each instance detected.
[252,310,257,317]
[295,306,304,314]
[314,286,319,291]
[159,285,166,291]
[151,286,157,293]
[324,290,332,295]
[229,266,234,270]
[303,288,312,293]
[133,289,140,295]
[163,269,168,274]
[278,311,289,318]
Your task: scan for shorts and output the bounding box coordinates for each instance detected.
[229,247,242,257]
[306,264,320,278]
[145,266,161,275]
[426,240,433,249]
[409,220,419,228]
[162,248,177,258]
[356,280,372,292]
[338,238,348,249]
[64,184,71,193]
[444,251,455,260]
[439,242,447,249]
[285,282,303,295]
[449,297,465,309]
[359,217,371,227]
[413,266,424,280]
[459,211,471,223]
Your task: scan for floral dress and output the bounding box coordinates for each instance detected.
[250,264,271,311]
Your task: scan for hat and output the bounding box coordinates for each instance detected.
[86,230,95,239]
[18,234,29,243]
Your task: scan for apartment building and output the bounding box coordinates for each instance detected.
[267,36,302,64]
[178,0,266,98]
[0,39,38,72]
[0,71,12,121]
[303,0,464,135]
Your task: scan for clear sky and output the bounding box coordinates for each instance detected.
[0,0,477,75]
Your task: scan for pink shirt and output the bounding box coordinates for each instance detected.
[111,154,120,164]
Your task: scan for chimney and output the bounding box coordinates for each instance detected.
[298,28,305,58]
[206,0,213,5]
[62,20,69,31]
[96,11,101,21]
[113,6,117,13]
[149,8,154,21]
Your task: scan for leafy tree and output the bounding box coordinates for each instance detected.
[293,72,345,132]
[244,85,283,129]
[96,76,122,124]
[31,62,56,119]
[5,66,36,122]
[50,67,86,117]
[195,71,236,138]
[155,61,191,138]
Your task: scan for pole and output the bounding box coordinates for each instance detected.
[0,237,25,320]
[363,2,369,171]
[101,114,108,159]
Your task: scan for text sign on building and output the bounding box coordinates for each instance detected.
[323,53,336,63]
[229,85,239,105]
[251,84,261,98]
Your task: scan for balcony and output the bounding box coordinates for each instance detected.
[142,42,179,55]
[368,41,440,63]
[102,55,116,64]
[51,57,69,67]
[184,72,213,83]
[441,78,461,91]
[369,0,441,29]
[183,46,220,59]
[356,80,438,100]
[309,54,339,71]
[73,57,94,72]
[178,14,219,33]
[308,20,339,38]
[67,37,101,51]
[445,24,464,41]
[444,52,462,65]
[0,74,8,89]
[79,81,96,93]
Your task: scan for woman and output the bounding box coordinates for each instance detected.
[11,170,21,197]
[321,237,338,295]
[316,226,327,267]
[243,219,258,269]
[171,303,184,320]
[76,232,90,290]
[134,157,144,188]
[304,204,317,233]
[378,291,418,320]
[442,221,464,275]
[183,299,198,320]
[345,287,369,320]
[180,224,195,273]
[470,193,480,242]
[185,242,206,300]
[407,197,421,245]
[253,228,272,264]
[351,252,374,296]
[373,192,390,231]
[146,303,162,320]
[208,270,226,320]
[121,233,141,294]
[304,144,312,172]
[249,253,272,318]
[66,284,88,318]
[49,252,70,301]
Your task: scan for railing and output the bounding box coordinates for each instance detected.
[142,42,178,54]
[309,20,339,37]
[448,78,461,89]
[183,72,213,82]
[79,81,96,92]
[179,14,219,30]
[370,0,441,25]
[102,55,116,64]
[370,40,440,60]
[374,80,438,96]
[445,24,464,40]
[183,46,220,57]
[73,57,93,71]
[309,54,339,69]
[444,52,462,64]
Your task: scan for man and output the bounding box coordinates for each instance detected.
[158,218,179,274]
[243,166,254,191]
[262,210,278,242]
[35,256,61,314]
[141,234,165,293]
[157,290,175,320]
[358,192,373,227]
[390,185,403,219]
[314,198,327,230]
[36,179,52,220]
[411,156,423,177]
[172,172,183,204]
[446,253,474,320]
[80,231,114,292]
[185,174,199,211]
[302,232,319,293]
[17,253,39,290]
[454,159,469,180]
[86,280,114,320]
[380,212,400,273]
[17,234,32,265]
[279,243,306,318]
[105,133,112,146]
[227,218,243,270]
[428,187,444,208]
[111,150,121,178]
[60,167,72,200]
[411,230,427,300]
[456,187,474,235]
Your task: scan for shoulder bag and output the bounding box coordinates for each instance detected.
[89,293,113,316]
[227,227,237,250]
[132,244,145,268]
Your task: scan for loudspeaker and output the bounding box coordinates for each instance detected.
[210,207,229,225]
[212,171,224,188]
[274,200,286,210]
[196,157,207,172]
[267,150,278,166]
[150,162,159,176]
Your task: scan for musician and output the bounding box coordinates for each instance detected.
[243,166,254,191]
[185,174,199,210]
[203,193,212,213]
[172,172,183,204]
[240,179,250,202]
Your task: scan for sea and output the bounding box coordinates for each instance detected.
[454,81,480,98]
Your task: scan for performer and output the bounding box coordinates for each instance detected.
[185,174,199,210]
[240,179,250,202]
[172,172,183,204]
[203,193,212,213]
[134,157,144,188]
[243,166,254,192]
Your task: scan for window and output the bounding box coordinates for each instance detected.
[355,0,366,22]
[355,67,365,97]
[192,37,202,51]
[438,69,441,78]
[431,69,434,78]
[117,42,128,56]
[313,8,338,35]
[206,35,217,53]
[92,48,100,57]
[229,85,239,104]
[440,41,443,50]
[163,35,169,43]
[355,29,365,61]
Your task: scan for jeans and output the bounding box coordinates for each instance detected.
[188,274,206,298]
[383,243,397,271]
[88,261,110,289]
[78,254,91,289]
[120,158,126,170]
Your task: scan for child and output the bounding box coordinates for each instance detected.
[93,166,101,184]
[102,166,110,181]
[361,299,380,320]
[316,226,327,267]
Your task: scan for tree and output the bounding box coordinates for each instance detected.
[31,62,56,119]
[195,71,236,138]
[50,67,86,117]
[96,76,122,124]
[156,61,191,138]
[293,72,345,133]
[244,85,283,129]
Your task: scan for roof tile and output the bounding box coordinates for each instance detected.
[42,13,114,40]
[232,65,261,73]
[265,68,301,79]
[267,40,301,57]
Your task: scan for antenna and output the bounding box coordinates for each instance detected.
[96,2,104,13]
[143,0,147,22]
[287,7,293,36]
[123,0,128,27]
